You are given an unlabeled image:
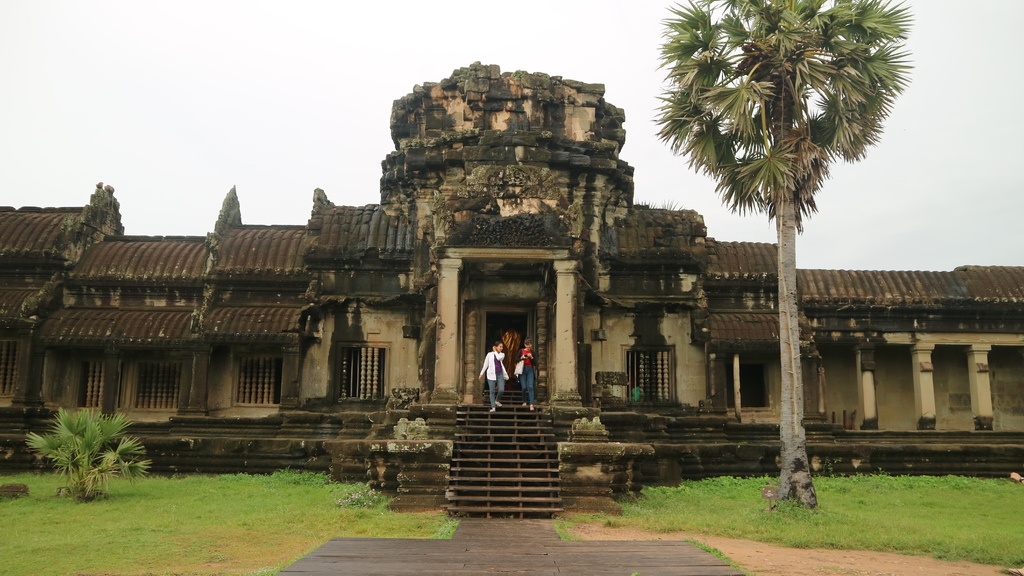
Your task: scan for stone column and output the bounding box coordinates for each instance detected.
[431,258,462,405]
[10,326,43,407]
[732,353,742,422]
[279,346,301,410]
[463,309,479,404]
[101,347,120,414]
[966,344,994,430]
[179,346,210,415]
[550,259,581,406]
[535,300,549,402]
[858,344,878,430]
[802,351,826,422]
[911,343,937,430]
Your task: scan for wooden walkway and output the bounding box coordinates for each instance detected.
[278,518,744,575]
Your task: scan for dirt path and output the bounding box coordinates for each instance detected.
[568,524,1007,576]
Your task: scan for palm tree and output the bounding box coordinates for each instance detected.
[657,0,911,507]
[27,409,151,501]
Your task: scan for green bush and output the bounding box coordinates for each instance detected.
[26,408,151,501]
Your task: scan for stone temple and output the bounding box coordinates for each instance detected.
[2,64,1023,512]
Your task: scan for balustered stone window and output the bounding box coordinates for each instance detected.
[131,361,182,410]
[338,346,386,400]
[78,360,104,408]
[0,341,17,396]
[236,356,283,405]
[626,348,675,403]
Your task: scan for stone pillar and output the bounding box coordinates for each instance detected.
[180,346,210,415]
[966,344,994,430]
[462,309,479,405]
[551,260,581,406]
[535,300,549,402]
[858,344,878,430]
[279,346,301,410]
[911,343,937,430]
[101,347,120,414]
[732,353,742,422]
[803,351,826,422]
[431,258,462,405]
[10,326,43,407]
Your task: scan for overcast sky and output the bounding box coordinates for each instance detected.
[2,1,1021,272]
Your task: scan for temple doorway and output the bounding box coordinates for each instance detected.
[484,311,529,397]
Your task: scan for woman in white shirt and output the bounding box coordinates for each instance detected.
[478,340,508,412]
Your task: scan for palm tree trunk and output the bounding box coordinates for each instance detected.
[776,193,818,508]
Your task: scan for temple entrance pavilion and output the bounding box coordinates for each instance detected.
[432,248,581,408]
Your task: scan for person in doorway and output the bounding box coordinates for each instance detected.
[478,340,508,412]
[517,339,537,411]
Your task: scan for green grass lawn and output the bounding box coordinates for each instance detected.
[558,475,1024,569]
[0,471,455,576]
[4,472,1023,575]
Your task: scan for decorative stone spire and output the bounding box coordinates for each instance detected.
[81,182,123,236]
[311,187,334,217]
[214,186,242,236]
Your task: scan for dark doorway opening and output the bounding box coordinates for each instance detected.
[726,363,769,408]
[484,312,529,395]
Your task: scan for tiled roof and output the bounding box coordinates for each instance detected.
[601,208,705,261]
[311,205,415,260]
[706,241,776,278]
[709,313,779,342]
[708,241,1024,305]
[73,236,208,282]
[0,208,78,257]
[799,267,1024,305]
[957,266,1024,301]
[0,289,36,319]
[204,306,300,340]
[798,269,967,305]
[215,226,307,274]
[38,309,194,344]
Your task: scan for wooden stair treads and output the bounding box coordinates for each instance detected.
[446,405,563,518]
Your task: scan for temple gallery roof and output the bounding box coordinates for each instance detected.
[38,309,194,345]
[0,208,81,257]
[72,236,208,282]
[309,205,415,261]
[204,306,300,342]
[214,226,307,275]
[601,208,706,262]
[709,241,1024,305]
[709,312,779,343]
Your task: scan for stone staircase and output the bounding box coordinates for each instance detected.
[446,405,563,518]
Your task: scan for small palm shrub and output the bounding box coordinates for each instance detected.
[26,409,151,501]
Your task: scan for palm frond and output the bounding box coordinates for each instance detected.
[26,408,151,500]
[658,0,911,217]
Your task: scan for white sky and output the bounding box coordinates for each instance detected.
[1,1,1021,271]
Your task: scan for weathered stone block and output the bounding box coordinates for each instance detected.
[558,441,654,514]
[569,417,610,442]
[569,154,590,168]
[0,483,29,499]
[386,388,420,411]
[393,417,429,439]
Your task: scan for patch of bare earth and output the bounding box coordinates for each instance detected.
[568,524,1006,576]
